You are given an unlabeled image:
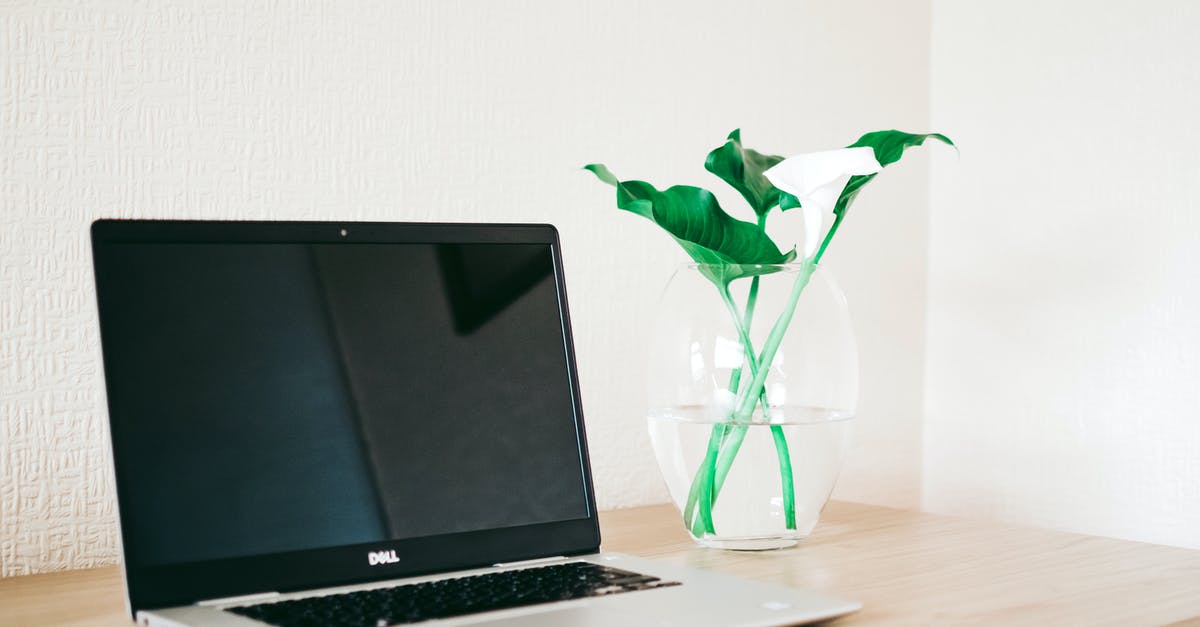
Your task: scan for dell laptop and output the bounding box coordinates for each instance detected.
[90,220,860,627]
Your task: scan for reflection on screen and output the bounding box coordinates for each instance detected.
[94,242,589,566]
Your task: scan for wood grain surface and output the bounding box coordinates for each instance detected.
[3,502,1199,626]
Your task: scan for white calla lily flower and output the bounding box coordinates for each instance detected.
[764,147,883,260]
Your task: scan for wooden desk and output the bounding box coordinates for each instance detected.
[4,501,1199,626]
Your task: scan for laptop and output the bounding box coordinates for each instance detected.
[90,219,861,627]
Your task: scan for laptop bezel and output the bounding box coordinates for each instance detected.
[90,219,603,615]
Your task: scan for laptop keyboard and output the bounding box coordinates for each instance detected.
[227,561,681,626]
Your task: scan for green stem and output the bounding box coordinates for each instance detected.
[682,423,720,534]
[696,427,721,533]
[707,425,796,528]
[685,217,812,537]
[715,365,743,450]
[690,280,800,535]
[704,264,814,533]
[747,214,797,529]
[714,265,818,531]
[770,426,796,528]
[732,261,817,421]
[813,211,844,264]
[683,344,746,534]
[682,281,756,536]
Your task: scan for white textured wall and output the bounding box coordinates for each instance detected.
[1,1,932,575]
[926,0,1200,548]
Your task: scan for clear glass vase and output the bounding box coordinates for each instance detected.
[647,262,858,550]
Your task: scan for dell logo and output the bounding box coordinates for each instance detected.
[368,550,400,566]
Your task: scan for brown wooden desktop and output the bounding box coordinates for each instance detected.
[4,501,1199,626]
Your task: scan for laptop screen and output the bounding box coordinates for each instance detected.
[94,230,592,571]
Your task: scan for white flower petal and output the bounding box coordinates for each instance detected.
[801,204,825,259]
[764,146,883,215]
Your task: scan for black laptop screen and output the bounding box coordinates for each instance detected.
[94,239,590,568]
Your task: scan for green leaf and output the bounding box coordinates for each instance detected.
[831,173,874,217]
[849,130,954,167]
[778,192,800,210]
[803,130,953,264]
[832,130,954,217]
[583,164,795,272]
[704,129,786,216]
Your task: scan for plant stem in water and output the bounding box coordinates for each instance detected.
[683,335,747,533]
[687,275,801,535]
[682,275,759,536]
[732,261,817,421]
[685,216,816,538]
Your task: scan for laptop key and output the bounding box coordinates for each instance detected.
[227,562,680,626]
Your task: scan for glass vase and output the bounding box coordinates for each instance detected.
[647,262,858,550]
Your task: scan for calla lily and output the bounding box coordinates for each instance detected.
[764,146,883,214]
[763,147,883,260]
[584,129,951,537]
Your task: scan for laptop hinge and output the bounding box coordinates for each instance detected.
[492,555,569,569]
[198,590,281,607]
